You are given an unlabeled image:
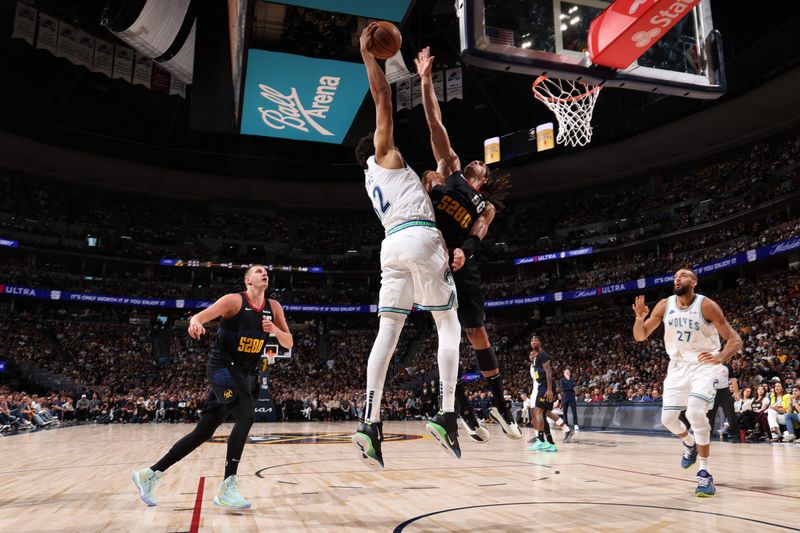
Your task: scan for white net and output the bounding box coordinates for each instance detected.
[532,76,602,148]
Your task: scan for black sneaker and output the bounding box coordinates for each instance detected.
[352,420,384,470]
[426,411,461,459]
[457,410,490,444]
[488,404,523,440]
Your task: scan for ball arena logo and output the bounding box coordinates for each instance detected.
[208,431,423,445]
[256,77,341,137]
[630,0,698,48]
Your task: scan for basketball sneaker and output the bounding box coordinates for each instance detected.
[782,431,796,443]
[539,442,558,453]
[457,410,490,444]
[352,420,384,470]
[681,443,698,469]
[131,467,164,507]
[426,411,461,459]
[695,469,715,497]
[527,440,547,451]
[213,475,252,509]
[563,428,574,443]
[488,405,523,440]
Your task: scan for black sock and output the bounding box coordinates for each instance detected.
[486,373,505,408]
[455,381,471,415]
[543,421,554,445]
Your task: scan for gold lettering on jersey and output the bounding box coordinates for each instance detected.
[436,195,472,229]
[237,337,265,354]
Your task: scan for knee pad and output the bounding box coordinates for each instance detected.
[686,397,712,444]
[475,347,499,372]
[661,409,687,435]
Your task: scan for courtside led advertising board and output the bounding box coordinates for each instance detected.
[241,50,369,144]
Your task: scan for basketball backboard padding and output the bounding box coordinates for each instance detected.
[589,0,702,70]
[458,0,726,99]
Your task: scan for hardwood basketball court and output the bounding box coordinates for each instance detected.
[1,422,798,532]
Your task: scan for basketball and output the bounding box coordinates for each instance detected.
[370,21,402,60]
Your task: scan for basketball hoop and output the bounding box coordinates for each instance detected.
[532,75,601,148]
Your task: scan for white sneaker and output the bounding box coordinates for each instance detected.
[214,475,252,509]
[132,468,164,506]
[574,425,579,432]
[782,431,796,443]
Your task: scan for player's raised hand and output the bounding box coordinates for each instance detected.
[451,248,466,271]
[414,46,434,78]
[187,318,206,340]
[632,295,649,319]
[359,22,378,53]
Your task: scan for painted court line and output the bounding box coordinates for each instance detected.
[189,476,206,533]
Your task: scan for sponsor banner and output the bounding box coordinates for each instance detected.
[3,236,799,311]
[112,46,134,82]
[169,77,187,99]
[93,38,114,77]
[36,12,59,54]
[460,371,482,383]
[132,54,153,88]
[56,22,78,63]
[0,239,19,248]
[432,70,445,102]
[12,2,37,46]
[267,0,412,22]
[75,30,95,69]
[241,50,369,144]
[514,247,594,265]
[445,67,462,101]
[396,78,412,111]
[150,65,172,93]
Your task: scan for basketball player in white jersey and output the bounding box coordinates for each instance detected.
[632,268,742,497]
[351,23,461,469]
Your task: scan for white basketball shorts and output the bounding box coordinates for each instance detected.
[378,226,457,316]
[662,359,728,410]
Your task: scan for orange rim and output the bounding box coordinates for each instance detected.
[532,75,601,103]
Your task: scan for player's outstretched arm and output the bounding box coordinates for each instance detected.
[698,297,742,365]
[187,293,241,339]
[415,46,459,175]
[263,299,294,350]
[451,202,496,271]
[632,296,665,341]
[360,23,402,169]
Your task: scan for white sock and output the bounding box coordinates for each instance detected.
[682,433,696,447]
[699,457,709,472]
[365,315,405,422]
[432,309,460,413]
[557,418,570,433]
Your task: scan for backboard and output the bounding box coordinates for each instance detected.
[458,0,726,99]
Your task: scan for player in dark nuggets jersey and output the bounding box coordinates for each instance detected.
[132,265,292,509]
[415,46,520,443]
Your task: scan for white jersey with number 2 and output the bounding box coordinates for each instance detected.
[662,294,721,363]
[365,155,436,232]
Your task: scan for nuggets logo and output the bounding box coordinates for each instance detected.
[223,389,234,400]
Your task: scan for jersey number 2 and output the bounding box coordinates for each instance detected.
[372,186,391,218]
[677,331,692,342]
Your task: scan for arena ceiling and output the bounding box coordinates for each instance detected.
[0,1,799,194]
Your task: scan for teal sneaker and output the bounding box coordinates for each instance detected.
[132,467,164,507]
[527,440,547,451]
[540,442,559,453]
[213,475,252,509]
[352,420,384,470]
